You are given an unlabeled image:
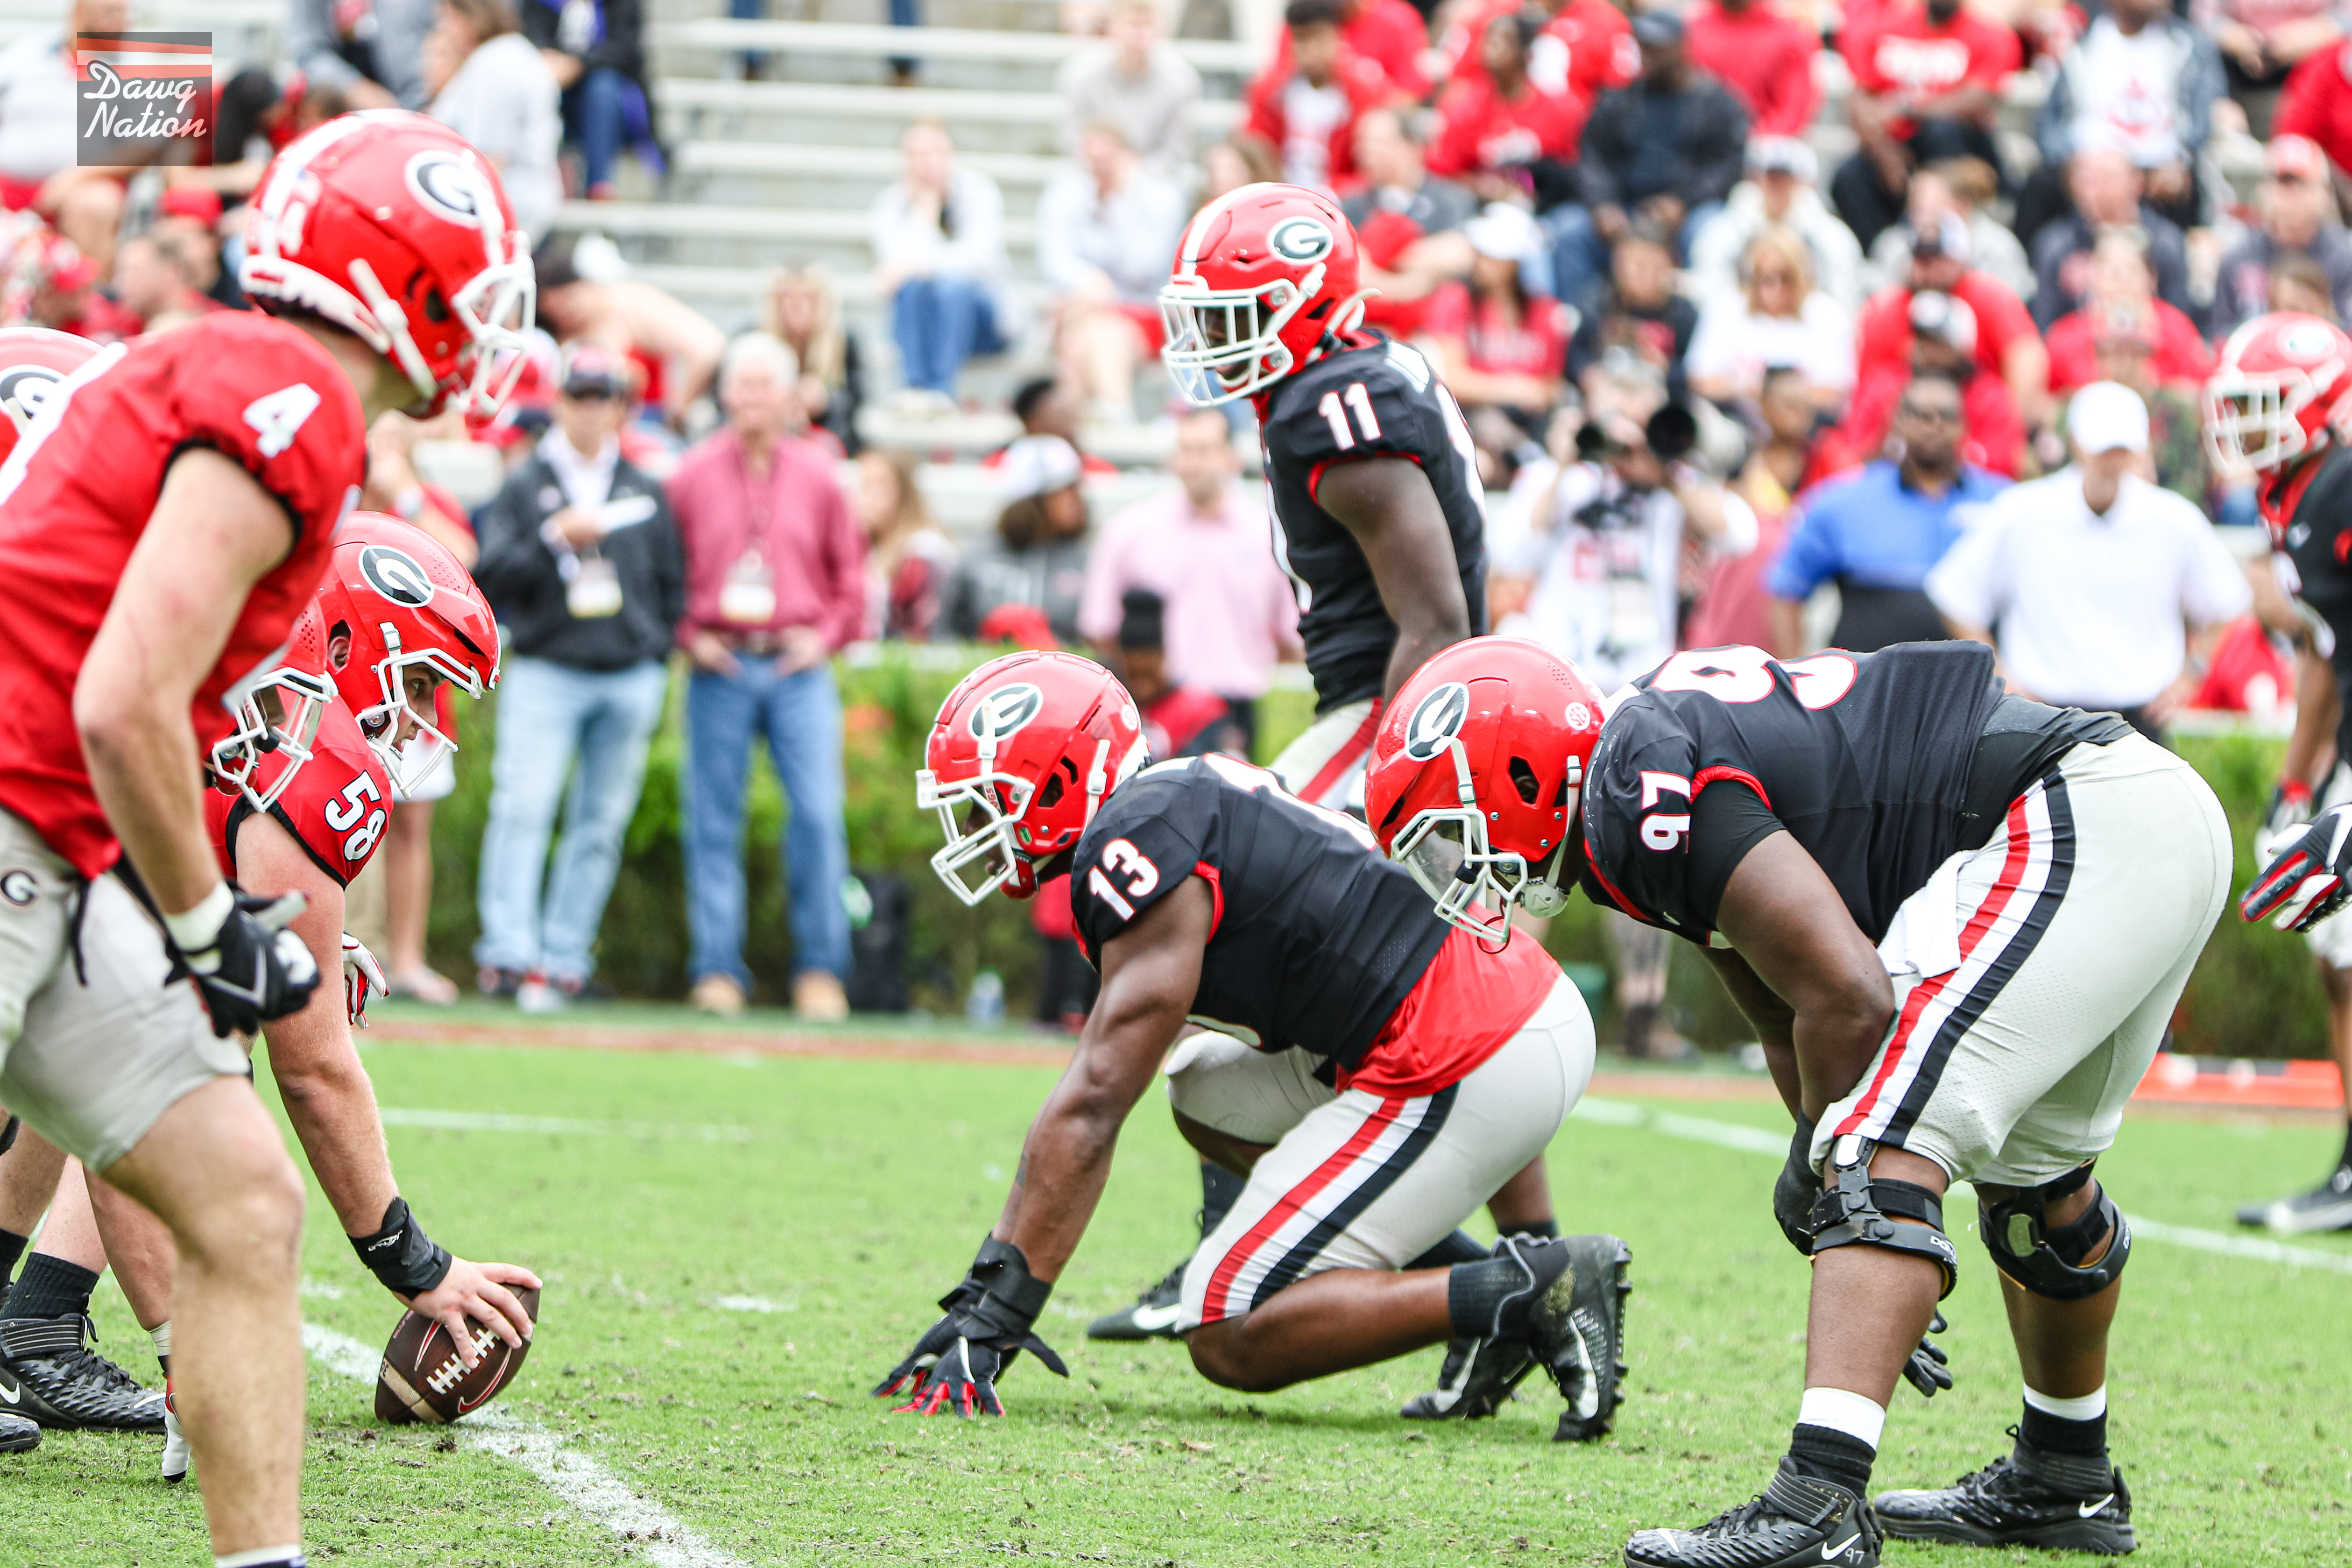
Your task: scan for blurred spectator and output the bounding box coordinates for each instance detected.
[536,240,729,428]
[1861,156,2034,305]
[1855,214,2048,433]
[2269,248,2344,317]
[1928,381,2252,740]
[871,120,1017,411]
[2197,0,2345,137]
[288,0,436,108]
[761,263,864,456]
[1039,122,1188,424]
[2027,0,2220,239]
[1686,226,1855,410]
[1552,13,1750,308]
[855,449,955,641]
[2276,38,2352,178]
[423,0,563,240]
[668,334,864,1023]
[522,0,660,201]
[1440,0,1636,106]
[3,233,136,339]
[472,343,685,1010]
[1687,368,1858,650]
[1343,109,1478,338]
[1421,204,1572,431]
[2071,305,2213,504]
[1770,368,2007,656]
[1078,408,1300,749]
[1848,288,2027,474]
[1425,8,1587,211]
[1116,589,1248,758]
[0,0,132,275]
[987,376,1118,475]
[151,186,229,301]
[110,233,218,334]
[2028,143,2194,331]
[1241,0,1393,194]
[1203,134,1283,204]
[1058,0,1201,178]
[946,435,1093,644]
[2046,229,2214,395]
[1690,139,1865,315]
[1833,0,2020,253]
[2212,135,2352,339]
[1567,219,1699,400]
[1685,0,1822,138]
[1263,0,1430,103]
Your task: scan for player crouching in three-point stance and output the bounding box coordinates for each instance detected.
[1369,636,2231,1565]
[875,652,1632,1435]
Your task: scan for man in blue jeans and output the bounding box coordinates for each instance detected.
[472,345,686,1011]
[665,333,866,1020]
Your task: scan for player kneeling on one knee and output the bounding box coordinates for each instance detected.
[875,653,1631,1434]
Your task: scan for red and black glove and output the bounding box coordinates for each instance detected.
[2243,804,2352,932]
[875,1237,1067,1418]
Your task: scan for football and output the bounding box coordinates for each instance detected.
[374,1286,541,1425]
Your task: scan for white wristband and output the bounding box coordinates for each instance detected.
[160,881,234,952]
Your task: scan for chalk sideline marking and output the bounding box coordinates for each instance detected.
[377,1107,753,1143]
[1573,1096,2352,1277]
[711,1295,795,1314]
[303,1323,749,1567]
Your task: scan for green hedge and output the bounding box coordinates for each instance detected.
[420,649,2324,1054]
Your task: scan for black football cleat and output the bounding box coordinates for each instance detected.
[0,1411,37,1454]
[2234,1163,2352,1234]
[1529,1232,1632,1441]
[0,1314,167,1432]
[1873,1431,2135,1555]
[1400,1332,1536,1420]
[1626,1462,1879,1567]
[1086,1261,1187,1341]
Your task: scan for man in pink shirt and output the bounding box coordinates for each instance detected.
[1076,410,1302,752]
[666,333,868,1021]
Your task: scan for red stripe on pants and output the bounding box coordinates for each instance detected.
[1200,1096,1407,1324]
[1298,703,1383,806]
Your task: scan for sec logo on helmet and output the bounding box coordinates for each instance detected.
[969,682,1045,741]
[358,544,435,607]
[1403,683,1470,761]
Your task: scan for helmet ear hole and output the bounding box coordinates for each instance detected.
[423,289,452,324]
[1509,757,1541,806]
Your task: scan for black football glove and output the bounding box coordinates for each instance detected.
[875,1237,1068,1418]
[2242,805,2352,933]
[1773,1114,1819,1257]
[169,888,321,1038]
[1902,1309,1953,1399]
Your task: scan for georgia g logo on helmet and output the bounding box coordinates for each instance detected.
[358,544,435,607]
[1268,218,1333,264]
[969,682,1045,741]
[1403,683,1470,761]
[0,364,61,427]
[405,149,497,227]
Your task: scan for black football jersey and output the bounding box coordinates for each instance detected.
[1068,753,1451,1071]
[1577,642,2006,945]
[1257,334,1490,713]
[2279,445,2352,766]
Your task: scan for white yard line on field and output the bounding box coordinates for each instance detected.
[711,1295,795,1313]
[1574,1096,2352,1276]
[302,1323,749,1567]
[376,1107,753,1142]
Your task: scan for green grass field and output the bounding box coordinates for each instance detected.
[8,1011,2351,1567]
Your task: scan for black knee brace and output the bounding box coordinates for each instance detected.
[1979,1162,2130,1301]
[1808,1142,1959,1300]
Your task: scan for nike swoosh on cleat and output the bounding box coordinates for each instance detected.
[1569,1328,1599,1419]
[1128,1304,1183,1332]
[0,1377,17,1404]
[1819,1533,1855,1561]
[2078,1494,2115,1518]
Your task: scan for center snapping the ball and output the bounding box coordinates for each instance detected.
[375,1285,541,1424]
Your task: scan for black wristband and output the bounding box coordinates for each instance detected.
[350,1196,453,1297]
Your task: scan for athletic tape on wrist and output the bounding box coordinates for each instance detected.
[349,1197,453,1296]
[161,881,235,954]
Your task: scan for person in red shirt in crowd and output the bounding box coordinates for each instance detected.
[1241,0,1395,195]
[2044,230,2214,395]
[1845,289,2027,474]
[1832,0,2021,251]
[109,232,224,335]
[1442,0,1637,104]
[1854,213,2049,427]
[1263,0,1430,103]
[2274,37,2352,178]
[1342,109,1481,340]
[1685,0,1824,138]
[1419,204,1573,440]
[3,233,141,341]
[1426,8,1589,209]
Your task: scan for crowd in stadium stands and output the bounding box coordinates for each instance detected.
[0,0,2319,1017]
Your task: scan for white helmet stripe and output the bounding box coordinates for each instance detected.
[1178,181,1280,271]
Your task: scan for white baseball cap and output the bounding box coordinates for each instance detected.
[999,434,1084,500]
[2068,380,2149,455]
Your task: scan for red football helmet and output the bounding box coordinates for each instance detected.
[2204,311,2352,476]
[919,651,1149,904]
[241,111,534,419]
[1365,637,1609,946]
[1159,182,1370,406]
[211,609,339,814]
[304,512,501,793]
[0,326,98,464]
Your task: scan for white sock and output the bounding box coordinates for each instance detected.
[2023,1384,2107,1421]
[1798,1385,1887,1449]
[215,1549,305,1568]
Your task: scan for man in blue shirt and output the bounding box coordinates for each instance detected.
[1767,370,2010,655]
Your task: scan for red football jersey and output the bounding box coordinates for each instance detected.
[208,701,393,888]
[0,312,364,876]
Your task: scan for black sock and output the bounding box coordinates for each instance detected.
[1787,1423,1876,1498]
[0,1226,26,1285]
[2020,1399,2107,1457]
[0,1253,99,1321]
[1405,1229,1490,1270]
[1198,1159,1246,1240]
[1513,1218,1560,1240]
[2338,1118,2352,1172]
